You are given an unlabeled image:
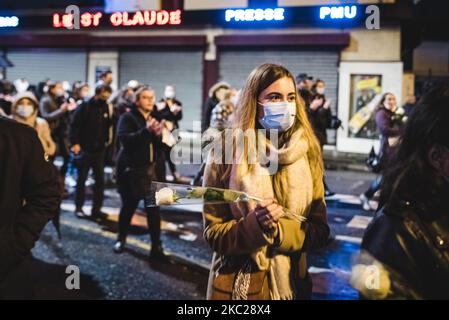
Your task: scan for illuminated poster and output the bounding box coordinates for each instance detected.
[348,74,382,139]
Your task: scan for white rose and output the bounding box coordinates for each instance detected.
[155,187,175,205]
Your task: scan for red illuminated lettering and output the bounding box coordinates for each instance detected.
[92,12,102,26]
[156,10,169,25]
[144,11,157,25]
[133,11,145,25]
[54,10,181,28]
[81,13,91,27]
[53,13,74,28]
[110,12,122,26]
[169,10,182,25]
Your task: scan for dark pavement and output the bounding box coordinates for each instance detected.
[29,163,377,299]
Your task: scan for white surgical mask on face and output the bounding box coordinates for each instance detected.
[258,101,296,132]
[16,104,35,118]
[316,87,325,95]
[165,89,175,99]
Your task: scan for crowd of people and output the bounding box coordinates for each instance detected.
[1,64,448,300]
[0,72,186,259]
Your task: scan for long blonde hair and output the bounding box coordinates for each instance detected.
[221,63,324,206]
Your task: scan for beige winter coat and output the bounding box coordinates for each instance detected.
[202,128,329,300]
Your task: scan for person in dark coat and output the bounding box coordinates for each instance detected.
[353,85,449,299]
[360,92,405,211]
[39,81,77,179]
[69,84,113,220]
[402,94,416,117]
[113,86,166,260]
[296,73,314,109]
[0,117,61,298]
[0,80,14,115]
[152,85,185,182]
[201,82,230,133]
[309,79,334,197]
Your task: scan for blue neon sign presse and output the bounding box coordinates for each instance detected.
[225,8,285,22]
[0,16,19,27]
[319,5,357,20]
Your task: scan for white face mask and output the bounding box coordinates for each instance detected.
[316,87,325,95]
[258,101,296,132]
[165,89,175,99]
[16,104,35,118]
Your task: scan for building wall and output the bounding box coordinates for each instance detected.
[341,27,401,62]
[413,41,449,77]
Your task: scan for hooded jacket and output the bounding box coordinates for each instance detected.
[11,92,56,157]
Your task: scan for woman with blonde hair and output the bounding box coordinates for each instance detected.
[202,63,330,300]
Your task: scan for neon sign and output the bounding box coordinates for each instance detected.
[0,16,19,28]
[225,8,285,22]
[319,6,357,20]
[110,10,182,26]
[52,10,182,28]
[53,12,102,28]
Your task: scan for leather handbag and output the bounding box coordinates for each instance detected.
[211,262,270,300]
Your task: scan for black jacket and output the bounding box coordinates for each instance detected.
[375,108,402,157]
[308,106,332,147]
[153,99,183,130]
[70,97,112,153]
[0,117,60,282]
[116,107,162,170]
[362,201,449,299]
[39,94,68,137]
[201,96,219,133]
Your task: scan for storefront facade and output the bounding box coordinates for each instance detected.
[0,0,404,153]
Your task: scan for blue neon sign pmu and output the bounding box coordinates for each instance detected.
[319,5,357,20]
[225,8,285,22]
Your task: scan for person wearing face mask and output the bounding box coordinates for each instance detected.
[310,79,334,197]
[72,82,90,105]
[152,85,185,182]
[39,81,77,187]
[203,64,329,300]
[353,85,449,299]
[295,73,313,108]
[69,85,114,221]
[112,85,135,118]
[11,92,56,158]
[201,81,231,133]
[113,86,166,260]
[360,92,405,211]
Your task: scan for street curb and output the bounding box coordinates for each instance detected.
[167,252,211,275]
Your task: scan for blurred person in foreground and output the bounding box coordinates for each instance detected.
[351,85,449,299]
[0,117,60,298]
